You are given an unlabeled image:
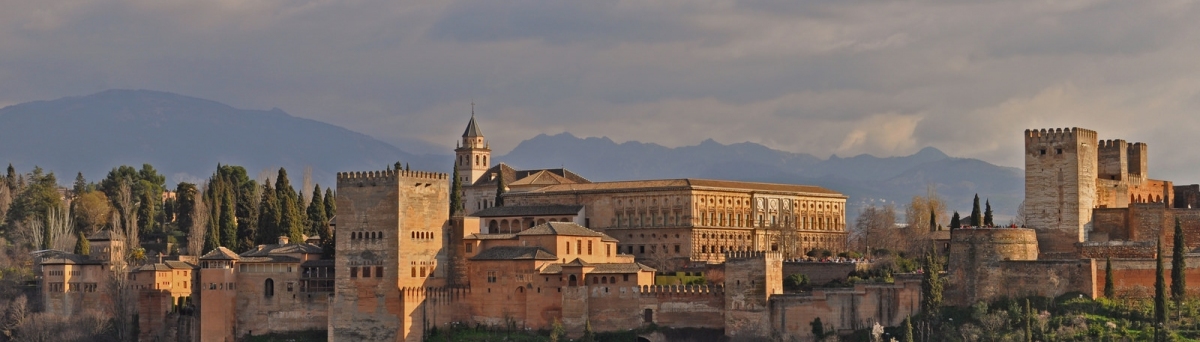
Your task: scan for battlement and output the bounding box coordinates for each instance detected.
[336,169,448,184]
[637,284,724,297]
[1024,127,1098,144]
[1127,142,1148,176]
[1098,139,1127,150]
[723,251,782,262]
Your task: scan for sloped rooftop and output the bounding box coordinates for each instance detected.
[470,205,584,218]
[470,246,558,260]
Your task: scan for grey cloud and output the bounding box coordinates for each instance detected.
[4,0,1200,185]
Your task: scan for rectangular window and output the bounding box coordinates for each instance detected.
[675,245,680,253]
[607,245,611,257]
[487,271,497,283]
[350,267,358,278]
[588,241,593,255]
[363,267,371,278]
[624,274,629,282]
[419,267,426,277]
[639,245,645,254]
[412,267,417,277]
[376,267,383,278]
[465,243,473,253]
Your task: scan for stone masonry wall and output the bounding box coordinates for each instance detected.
[770,275,921,341]
[1025,128,1098,256]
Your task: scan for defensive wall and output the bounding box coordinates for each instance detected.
[946,228,1096,305]
[782,260,870,286]
[769,274,921,341]
[1095,257,1200,298]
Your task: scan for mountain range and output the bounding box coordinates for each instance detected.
[0,90,1022,221]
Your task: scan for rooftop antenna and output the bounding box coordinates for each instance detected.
[471,101,475,117]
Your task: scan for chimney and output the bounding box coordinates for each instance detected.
[278,236,289,245]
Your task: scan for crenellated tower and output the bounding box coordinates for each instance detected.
[455,108,491,186]
[1024,127,1098,256]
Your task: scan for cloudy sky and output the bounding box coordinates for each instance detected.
[4,0,1200,183]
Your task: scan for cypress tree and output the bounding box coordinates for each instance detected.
[308,185,326,237]
[1155,239,1167,338]
[921,246,943,319]
[394,162,402,171]
[450,167,463,216]
[929,209,937,232]
[494,173,506,207]
[903,316,914,342]
[970,194,981,227]
[74,232,90,255]
[1172,217,1187,303]
[219,189,237,249]
[950,211,961,229]
[4,163,15,190]
[1024,299,1033,342]
[984,199,993,227]
[324,188,336,218]
[274,168,304,243]
[258,180,280,245]
[1105,257,1115,298]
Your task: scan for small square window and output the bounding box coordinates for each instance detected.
[1040,149,1047,155]
[1057,148,1063,154]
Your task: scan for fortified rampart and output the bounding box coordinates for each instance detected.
[946,228,1037,305]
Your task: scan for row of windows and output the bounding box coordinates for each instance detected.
[458,154,487,166]
[349,266,384,278]
[623,244,681,254]
[351,231,384,240]
[47,282,97,293]
[207,282,235,290]
[46,270,82,276]
[239,264,294,273]
[412,231,434,239]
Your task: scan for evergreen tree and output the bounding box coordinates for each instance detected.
[984,199,993,227]
[581,320,595,342]
[175,183,198,238]
[323,188,336,219]
[921,246,944,320]
[394,162,402,171]
[1155,239,1167,339]
[1025,299,1033,342]
[810,317,825,340]
[220,190,237,249]
[494,173,506,207]
[4,164,15,190]
[903,316,914,342]
[258,180,280,245]
[970,194,982,227]
[308,185,326,237]
[73,172,88,196]
[275,168,304,243]
[1105,257,1115,298]
[450,167,463,216]
[929,209,937,232]
[1172,217,1187,303]
[950,211,961,229]
[74,232,90,255]
[405,163,409,171]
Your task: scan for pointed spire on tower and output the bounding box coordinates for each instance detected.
[463,103,483,138]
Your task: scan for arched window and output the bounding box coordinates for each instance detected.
[569,274,578,286]
[264,279,275,298]
[475,155,479,165]
[488,220,499,234]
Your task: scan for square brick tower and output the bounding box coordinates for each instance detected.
[329,169,450,342]
[1024,127,1098,256]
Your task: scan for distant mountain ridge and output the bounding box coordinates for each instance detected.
[0,90,448,186]
[0,90,1023,222]
[497,133,1023,221]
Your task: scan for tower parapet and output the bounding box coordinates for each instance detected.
[1127,142,1148,179]
[1097,139,1128,181]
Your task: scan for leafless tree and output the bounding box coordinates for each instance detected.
[187,190,210,257]
[302,166,313,206]
[0,185,11,224]
[12,218,44,251]
[111,180,139,250]
[1013,200,1026,227]
[104,228,138,342]
[851,204,900,255]
[45,204,75,252]
[1,295,27,340]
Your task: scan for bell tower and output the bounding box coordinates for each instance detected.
[455,105,491,185]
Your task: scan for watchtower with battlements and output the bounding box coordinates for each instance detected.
[329,169,451,342]
[1025,127,1098,256]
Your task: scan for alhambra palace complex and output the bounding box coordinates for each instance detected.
[33,121,1200,341]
